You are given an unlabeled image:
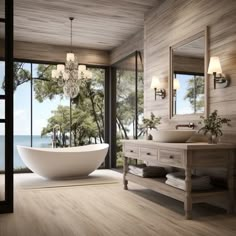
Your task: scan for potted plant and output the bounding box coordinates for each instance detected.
[198,110,231,144]
[141,112,161,140]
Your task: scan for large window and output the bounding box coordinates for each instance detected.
[113,51,144,167]
[2,60,106,171]
[13,62,31,171]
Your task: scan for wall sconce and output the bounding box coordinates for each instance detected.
[174,78,180,90]
[208,56,229,89]
[173,78,180,97]
[150,76,166,100]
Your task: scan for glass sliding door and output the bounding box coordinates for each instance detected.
[137,52,144,139]
[0,0,14,213]
[13,62,31,171]
[0,18,6,204]
[115,55,136,167]
[113,51,144,167]
[0,123,5,201]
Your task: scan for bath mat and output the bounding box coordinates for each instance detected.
[14,170,122,189]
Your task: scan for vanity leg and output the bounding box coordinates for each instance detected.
[123,156,128,190]
[227,151,234,213]
[184,167,192,220]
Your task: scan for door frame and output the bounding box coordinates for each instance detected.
[0,0,14,214]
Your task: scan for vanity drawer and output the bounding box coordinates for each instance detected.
[140,147,158,161]
[158,149,184,167]
[124,145,139,158]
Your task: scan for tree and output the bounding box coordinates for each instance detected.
[115,68,144,167]
[116,69,144,139]
[33,64,64,102]
[1,62,31,91]
[34,65,105,145]
[41,105,70,147]
[184,75,204,113]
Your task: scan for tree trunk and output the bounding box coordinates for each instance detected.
[117,116,129,139]
[89,92,103,143]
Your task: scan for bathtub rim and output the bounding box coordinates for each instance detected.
[17,143,109,153]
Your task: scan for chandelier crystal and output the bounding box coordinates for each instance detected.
[51,17,92,98]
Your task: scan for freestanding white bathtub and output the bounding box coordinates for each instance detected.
[17,144,109,179]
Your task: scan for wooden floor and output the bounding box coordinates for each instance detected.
[0,170,236,236]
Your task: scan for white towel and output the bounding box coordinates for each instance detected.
[128,164,166,178]
[165,172,212,191]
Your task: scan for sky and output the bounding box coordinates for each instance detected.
[175,74,195,114]
[0,62,69,135]
[175,74,204,115]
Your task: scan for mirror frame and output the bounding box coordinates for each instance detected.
[169,27,209,120]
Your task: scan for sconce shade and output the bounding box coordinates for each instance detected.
[208,57,222,74]
[151,76,161,89]
[173,78,180,90]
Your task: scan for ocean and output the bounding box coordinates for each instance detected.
[0,135,51,170]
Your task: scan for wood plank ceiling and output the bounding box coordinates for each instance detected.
[5,0,160,51]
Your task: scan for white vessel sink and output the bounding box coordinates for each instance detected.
[150,130,196,143]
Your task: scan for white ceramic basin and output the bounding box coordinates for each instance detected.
[150,130,196,143]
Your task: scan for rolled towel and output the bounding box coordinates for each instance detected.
[165,172,213,191]
[128,164,167,178]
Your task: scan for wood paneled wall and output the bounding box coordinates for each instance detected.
[173,56,204,74]
[110,30,144,65]
[144,0,236,143]
[0,40,110,65]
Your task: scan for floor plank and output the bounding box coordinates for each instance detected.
[0,170,236,236]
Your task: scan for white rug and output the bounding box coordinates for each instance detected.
[14,170,122,190]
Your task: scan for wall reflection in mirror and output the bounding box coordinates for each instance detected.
[171,32,206,117]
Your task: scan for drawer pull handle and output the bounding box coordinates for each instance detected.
[130,150,134,153]
[146,152,151,155]
[169,155,174,159]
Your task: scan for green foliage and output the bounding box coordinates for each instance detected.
[116,69,144,139]
[198,110,231,137]
[1,62,31,91]
[33,64,64,102]
[184,76,204,113]
[141,112,161,135]
[37,66,105,145]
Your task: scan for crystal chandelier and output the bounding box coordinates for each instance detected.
[51,17,92,98]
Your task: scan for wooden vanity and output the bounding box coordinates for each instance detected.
[122,140,235,219]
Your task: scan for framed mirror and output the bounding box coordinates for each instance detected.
[169,27,208,119]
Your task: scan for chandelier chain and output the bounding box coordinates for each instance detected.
[69,17,74,53]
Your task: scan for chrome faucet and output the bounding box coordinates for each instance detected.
[175,122,195,130]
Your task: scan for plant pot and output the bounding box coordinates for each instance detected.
[146,134,152,140]
[208,134,219,144]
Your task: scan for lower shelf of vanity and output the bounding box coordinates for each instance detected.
[125,173,228,204]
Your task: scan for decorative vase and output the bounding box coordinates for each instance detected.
[145,133,152,140]
[212,135,219,144]
[208,134,219,144]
